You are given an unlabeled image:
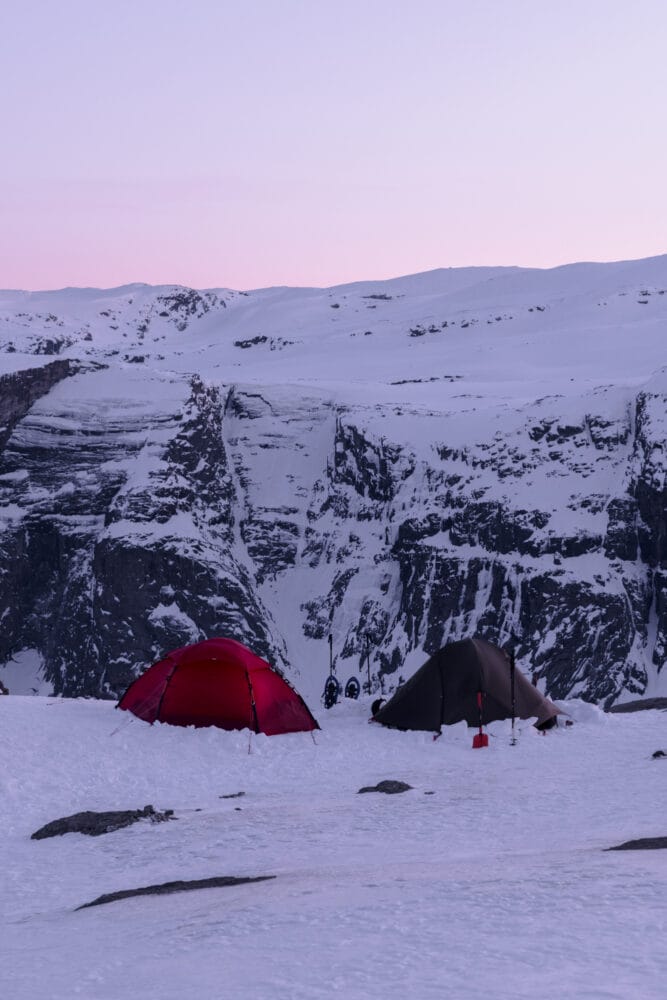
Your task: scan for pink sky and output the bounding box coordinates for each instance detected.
[2,0,666,290]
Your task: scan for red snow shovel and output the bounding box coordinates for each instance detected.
[472,690,488,749]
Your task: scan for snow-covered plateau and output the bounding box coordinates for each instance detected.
[1,695,665,1000]
[3,256,667,704]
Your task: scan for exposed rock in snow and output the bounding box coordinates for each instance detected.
[30,805,174,840]
[607,836,667,851]
[76,874,276,911]
[357,780,413,794]
[608,697,667,713]
[0,358,75,448]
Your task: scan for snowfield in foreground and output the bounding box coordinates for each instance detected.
[1,696,666,999]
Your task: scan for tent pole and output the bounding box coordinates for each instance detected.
[510,647,516,746]
[472,690,488,749]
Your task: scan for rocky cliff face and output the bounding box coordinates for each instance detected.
[1,264,666,705]
[293,390,664,707]
[0,368,288,696]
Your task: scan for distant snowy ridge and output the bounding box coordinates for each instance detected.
[1,255,667,704]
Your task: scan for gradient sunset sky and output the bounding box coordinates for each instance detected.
[2,0,666,290]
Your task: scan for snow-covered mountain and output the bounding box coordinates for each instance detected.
[2,256,667,705]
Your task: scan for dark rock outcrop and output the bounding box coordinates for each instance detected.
[607,837,667,851]
[358,780,413,794]
[0,360,74,449]
[608,698,667,713]
[31,805,174,840]
[76,874,275,910]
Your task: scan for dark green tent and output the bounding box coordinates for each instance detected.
[372,637,560,733]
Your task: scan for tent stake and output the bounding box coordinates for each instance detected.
[108,713,137,738]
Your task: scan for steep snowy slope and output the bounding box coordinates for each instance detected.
[1,256,667,703]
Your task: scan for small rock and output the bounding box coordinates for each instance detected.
[220,791,246,799]
[358,780,413,795]
[652,750,667,759]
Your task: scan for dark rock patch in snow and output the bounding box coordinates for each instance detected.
[607,837,667,851]
[358,780,413,795]
[234,335,268,348]
[219,791,246,799]
[76,875,276,910]
[31,805,174,840]
[652,750,666,759]
[608,698,667,713]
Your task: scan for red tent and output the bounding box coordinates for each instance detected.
[117,637,319,736]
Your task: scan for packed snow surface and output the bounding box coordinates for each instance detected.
[1,696,666,999]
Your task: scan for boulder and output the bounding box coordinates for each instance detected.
[358,780,413,795]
